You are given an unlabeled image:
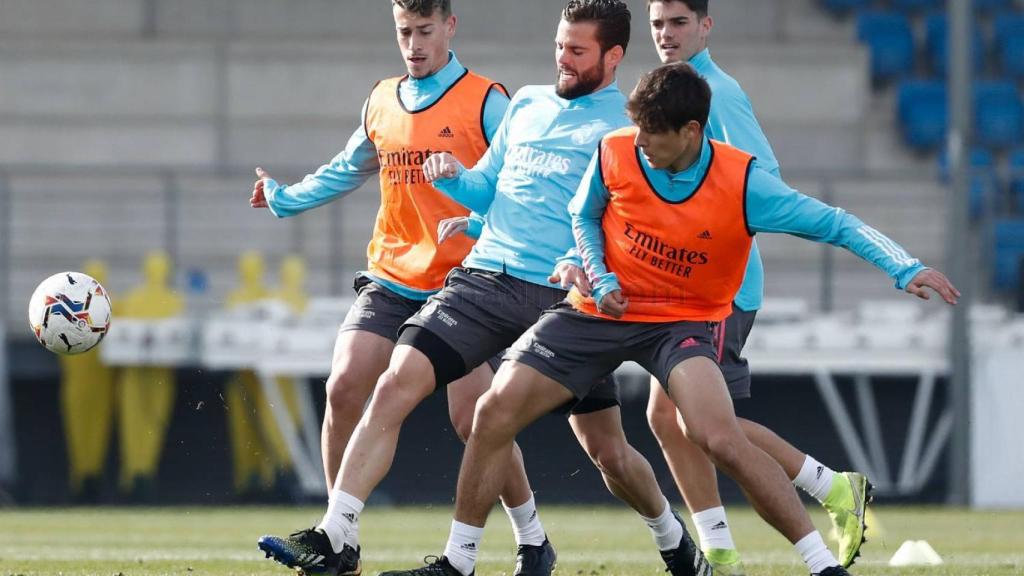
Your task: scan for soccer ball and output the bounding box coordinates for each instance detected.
[28,272,112,355]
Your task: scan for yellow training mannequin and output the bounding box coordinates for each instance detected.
[117,251,185,496]
[59,259,116,499]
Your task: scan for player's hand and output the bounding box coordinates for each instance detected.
[423,152,463,182]
[438,216,470,244]
[905,268,960,305]
[251,167,271,208]
[597,290,629,319]
[548,262,592,297]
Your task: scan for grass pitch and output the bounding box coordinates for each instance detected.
[1,505,1022,575]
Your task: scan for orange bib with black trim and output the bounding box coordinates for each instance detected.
[570,127,754,322]
[363,70,506,291]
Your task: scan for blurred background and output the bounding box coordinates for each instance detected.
[0,0,1022,514]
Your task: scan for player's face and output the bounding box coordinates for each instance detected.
[394,7,456,79]
[555,19,609,100]
[649,1,712,64]
[634,122,702,172]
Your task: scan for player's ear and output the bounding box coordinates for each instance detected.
[604,44,624,70]
[445,14,457,38]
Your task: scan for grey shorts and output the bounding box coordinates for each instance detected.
[339,275,424,342]
[402,268,620,414]
[506,302,721,401]
[486,353,619,415]
[716,304,757,399]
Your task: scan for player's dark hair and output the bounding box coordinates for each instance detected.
[627,62,710,133]
[562,0,631,55]
[392,0,452,19]
[646,0,709,18]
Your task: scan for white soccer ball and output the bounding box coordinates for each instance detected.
[28,272,112,355]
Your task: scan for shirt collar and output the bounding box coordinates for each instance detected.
[666,136,712,184]
[687,48,712,73]
[404,51,463,93]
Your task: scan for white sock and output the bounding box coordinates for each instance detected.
[503,495,546,546]
[639,497,684,552]
[793,456,835,503]
[795,531,839,574]
[317,489,364,553]
[692,506,737,552]
[443,520,484,576]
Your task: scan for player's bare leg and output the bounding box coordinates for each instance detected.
[322,330,394,488]
[667,356,845,574]
[448,362,556,573]
[647,383,746,573]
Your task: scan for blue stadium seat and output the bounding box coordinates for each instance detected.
[938,147,998,219]
[1010,148,1024,213]
[994,13,1024,80]
[820,0,871,15]
[974,0,1013,13]
[857,11,916,84]
[891,0,942,13]
[974,81,1024,148]
[993,219,1024,290]
[897,80,947,150]
[925,13,985,77]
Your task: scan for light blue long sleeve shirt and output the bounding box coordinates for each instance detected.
[572,136,927,308]
[432,83,631,288]
[691,48,781,311]
[261,52,509,300]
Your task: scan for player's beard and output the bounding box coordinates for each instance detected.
[555,59,606,100]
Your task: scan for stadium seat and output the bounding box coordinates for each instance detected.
[993,218,1024,290]
[820,0,871,16]
[890,0,942,13]
[856,11,916,84]
[938,147,998,219]
[897,80,947,151]
[974,81,1024,149]
[974,0,1013,12]
[1010,147,1024,213]
[995,13,1024,80]
[925,13,985,77]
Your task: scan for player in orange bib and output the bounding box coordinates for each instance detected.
[250,2,553,575]
[428,63,958,576]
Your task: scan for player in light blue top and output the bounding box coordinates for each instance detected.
[572,134,930,299]
[430,81,631,287]
[637,1,891,571]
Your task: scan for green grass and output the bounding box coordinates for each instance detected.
[1,505,1022,575]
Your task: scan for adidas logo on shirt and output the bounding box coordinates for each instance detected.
[697,230,713,240]
[438,126,455,138]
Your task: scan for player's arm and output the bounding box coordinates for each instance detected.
[252,100,379,218]
[570,150,626,317]
[746,162,959,304]
[424,89,514,214]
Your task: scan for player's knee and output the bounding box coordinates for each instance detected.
[324,370,371,418]
[646,403,681,445]
[585,437,630,480]
[367,367,429,420]
[470,392,514,444]
[703,430,744,469]
[449,404,473,443]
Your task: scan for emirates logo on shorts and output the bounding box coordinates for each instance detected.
[678,337,699,349]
